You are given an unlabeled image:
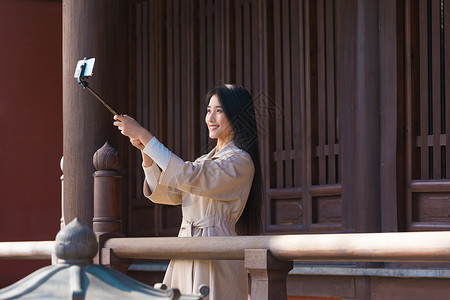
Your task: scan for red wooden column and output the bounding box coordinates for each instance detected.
[62,0,129,228]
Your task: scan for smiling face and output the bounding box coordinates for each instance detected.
[205,94,234,149]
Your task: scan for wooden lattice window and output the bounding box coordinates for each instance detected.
[405,0,450,230]
[128,0,344,236]
[266,0,342,233]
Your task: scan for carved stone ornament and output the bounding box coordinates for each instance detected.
[0,218,209,300]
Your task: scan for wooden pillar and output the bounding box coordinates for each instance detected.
[353,0,381,234]
[92,142,130,272]
[93,142,122,235]
[245,249,293,300]
[379,0,399,232]
[335,0,381,234]
[62,0,129,228]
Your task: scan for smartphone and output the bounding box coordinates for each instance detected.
[74,57,96,79]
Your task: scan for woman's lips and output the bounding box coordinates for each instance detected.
[209,125,219,130]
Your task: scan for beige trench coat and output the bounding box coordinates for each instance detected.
[143,141,254,300]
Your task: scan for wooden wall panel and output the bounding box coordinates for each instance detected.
[126,0,450,237]
[128,0,233,237]
[446,0,450,178]
[128,0,349,236]
[405,0,450,231]
[266,0,342,233]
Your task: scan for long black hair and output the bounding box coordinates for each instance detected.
[205,84,263,235]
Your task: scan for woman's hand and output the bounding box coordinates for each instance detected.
[113,114,154,146]
[130,137,145,150]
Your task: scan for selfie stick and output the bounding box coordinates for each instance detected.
[76,63,119,116]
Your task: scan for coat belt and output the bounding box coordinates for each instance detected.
[181,215,216,237]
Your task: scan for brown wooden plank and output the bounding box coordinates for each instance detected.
[404,0,414,230]
[308,0,319,188]
[173,0,181,156]
[267,187,303,198]
[353,0,381,234]
[379,0,399,232]
[148,0,156,135]
[273,0,284,188]
[134,2,144,203]
[155,0,165,140]
[431,0,441,179]
[127,1,137,217]
[446,0,450,178]
[180,0,188,159]
[418,0,429,179]
[128,2,144,236]
[334,0,356,233]
[282,0,293,188]
[166,0,174,151]
[251,0,259,95]
[214,0,222,83]
[154,1,162,237]
[290,0,302,188]
[308,184,342,196]
[235,0,243,85]
[243,1,252,89]
[252,0,262,146]
[186,0,195,161]
[257,0,271,233]
[325,0,336,184]
[206,0,214,88]
[190,0,196,160]
[410,179,450,192]
[161,0,168,141]
[303,0,312,231]
[316,0,327,185]
[142,1,149,132]
[222,0,230,82]
[199,0,208,151]
[136,1,143,142]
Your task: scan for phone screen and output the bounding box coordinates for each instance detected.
[74,58,96,79]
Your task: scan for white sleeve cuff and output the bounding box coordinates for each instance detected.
[143,163,160,191]
[143,137,172,170]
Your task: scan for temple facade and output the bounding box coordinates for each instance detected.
[2,0,450,299]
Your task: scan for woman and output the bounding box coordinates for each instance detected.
[113,84,262,300]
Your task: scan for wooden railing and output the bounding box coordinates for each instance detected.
[102,231,450,262]
[3,231,450,262]
[100,231,450,299]
[3,232,450,299]
[4,143,450,299]
[0,241,54,260]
